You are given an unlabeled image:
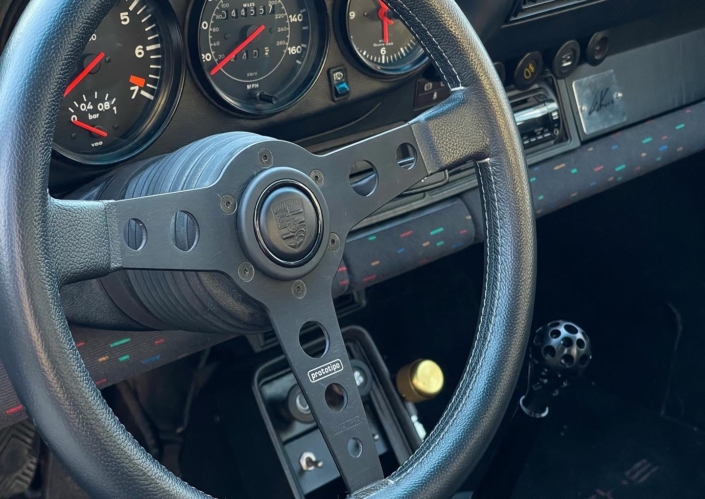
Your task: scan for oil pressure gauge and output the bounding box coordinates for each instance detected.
[342,0,427,76]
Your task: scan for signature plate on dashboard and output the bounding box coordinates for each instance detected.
[572,70,627,135]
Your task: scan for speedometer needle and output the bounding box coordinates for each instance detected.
[71,119,108,138]
[210,24,266,76]
[64,52,105,97]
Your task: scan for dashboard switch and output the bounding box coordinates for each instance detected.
[300,452,324,471]
[328,66,350,101]
[335,81,350,98]
[514,51,543,90]
[413,78,450,110]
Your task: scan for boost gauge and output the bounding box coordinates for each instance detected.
[53,0,183,165]
[343,0,427,76]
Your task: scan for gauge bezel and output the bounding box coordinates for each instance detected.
[335,0,428,78]
[52,0,185,167]
[186,0,329,118]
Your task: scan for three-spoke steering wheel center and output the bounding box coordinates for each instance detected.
[238,166,331,280]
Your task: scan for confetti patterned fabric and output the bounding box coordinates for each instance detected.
[0,102,702,429]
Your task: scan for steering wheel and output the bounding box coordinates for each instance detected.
[0,0,535,496]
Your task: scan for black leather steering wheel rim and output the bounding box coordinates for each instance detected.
[0,0,536,497]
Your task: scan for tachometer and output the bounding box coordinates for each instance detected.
[189,0,326,115]
[342,0,427,76]
[53,0,183,165]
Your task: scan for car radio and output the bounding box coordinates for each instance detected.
[511,87,563,151]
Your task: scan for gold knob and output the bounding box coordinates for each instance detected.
[396,359,444,403]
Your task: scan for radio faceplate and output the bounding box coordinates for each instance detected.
[511,85,564,152]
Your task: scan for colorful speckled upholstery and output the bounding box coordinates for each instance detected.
[0,327,232,427]
[345,103,705,294]
[344,200,475,289]
[0,101,701,429]
[529,104,703,217]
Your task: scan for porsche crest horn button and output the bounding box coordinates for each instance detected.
[256,185,320,264]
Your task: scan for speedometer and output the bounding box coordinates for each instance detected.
[188,0,326,115]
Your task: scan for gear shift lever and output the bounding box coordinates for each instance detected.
[475,320,593,499]
[520,320,592,418]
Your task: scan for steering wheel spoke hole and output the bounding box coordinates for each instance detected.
[396,143,417,170]
[349,160,378,197]
[348,437,363,458]
[172,211,199,252]
[324,382,347,412]
[300,321,329,359]
[123,218,147,251]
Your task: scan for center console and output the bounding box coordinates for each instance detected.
[253,326,426,498]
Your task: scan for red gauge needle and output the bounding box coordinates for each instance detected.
[64,52,105,97]
[71,119,108,138]
[210,24,266,75]
[377,1,393,44]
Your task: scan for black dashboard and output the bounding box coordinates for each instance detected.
[0,0,700,184]
[0,0,704,428]
[1,0,452,193]
[0,0,699,194]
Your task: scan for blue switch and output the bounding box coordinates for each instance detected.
[328,67,350,101]
[334,81,350,98]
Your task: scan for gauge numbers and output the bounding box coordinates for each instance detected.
[53,0,183,165]
[345,0,427,76]
[191,0,326,115]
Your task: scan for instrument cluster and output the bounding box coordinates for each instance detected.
[29,0,429,165]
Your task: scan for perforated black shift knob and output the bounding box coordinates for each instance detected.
[532,320,592,375]
[520,320,592,417]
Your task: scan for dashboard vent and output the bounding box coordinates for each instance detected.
[509,0,591,21]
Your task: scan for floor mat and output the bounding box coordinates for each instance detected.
[512,383,705,499]
[532,152,705,429]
